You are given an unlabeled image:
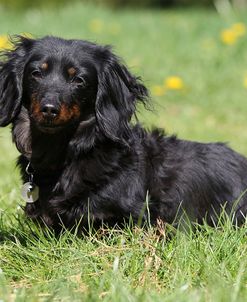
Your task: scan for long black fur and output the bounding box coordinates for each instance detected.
[0,36,247,231]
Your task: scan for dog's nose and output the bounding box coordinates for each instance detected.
[41,104,59,118]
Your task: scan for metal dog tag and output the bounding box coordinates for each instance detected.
[21,182,39,203]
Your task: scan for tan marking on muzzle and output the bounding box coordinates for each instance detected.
[30,96,43,122]
[54,103,81,125]
[31,93,81,126]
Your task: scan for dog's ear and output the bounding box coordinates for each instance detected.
[0,36,33,126]
[95,48,149,144]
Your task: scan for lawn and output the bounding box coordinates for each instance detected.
[0,2,247,301]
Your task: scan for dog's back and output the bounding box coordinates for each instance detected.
[144,129,247,225]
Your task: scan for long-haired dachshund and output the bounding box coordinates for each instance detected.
[0,36,246,231]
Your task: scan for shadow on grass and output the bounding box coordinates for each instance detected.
[0,207,246,248]
[0,211,56,245]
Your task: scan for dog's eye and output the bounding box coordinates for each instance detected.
[31,70,43,79]
[71,76,88,87]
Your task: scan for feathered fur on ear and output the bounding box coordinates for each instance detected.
[95,48,149,144]
[0,36,33,126]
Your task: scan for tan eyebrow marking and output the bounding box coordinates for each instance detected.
[41,62,48,70]
[68,67,76,77]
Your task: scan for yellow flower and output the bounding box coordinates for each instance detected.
[88,19,104,34]
[151,85,166,97]
[220,29,237,45]
[0,35,12,50]
[220,23,246,45]
[231,23,246,37]
[164,76,184,90]
[243,76,247,89]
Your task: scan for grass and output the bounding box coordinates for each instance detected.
[0,2,247,301]
[0,216,247,301]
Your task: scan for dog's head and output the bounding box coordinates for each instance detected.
[0,36,148,152]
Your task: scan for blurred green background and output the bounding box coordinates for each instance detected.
[1,2,247,301]
[0,0,247,9]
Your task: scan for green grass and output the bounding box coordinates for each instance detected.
[1,2,247,301]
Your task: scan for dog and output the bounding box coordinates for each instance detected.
[0,35,247,231]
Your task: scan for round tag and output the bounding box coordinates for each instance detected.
[21,182,39,203]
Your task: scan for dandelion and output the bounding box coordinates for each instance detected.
[220,29,237,45]
[151,85,165,97]
[0,35,12,50]
[88,19,104,34]
[164,76,184,90]
[231,22,246,37]
[243,76,247,89]
[220,22,246,45]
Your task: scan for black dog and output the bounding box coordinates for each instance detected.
[0,35,247,231]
